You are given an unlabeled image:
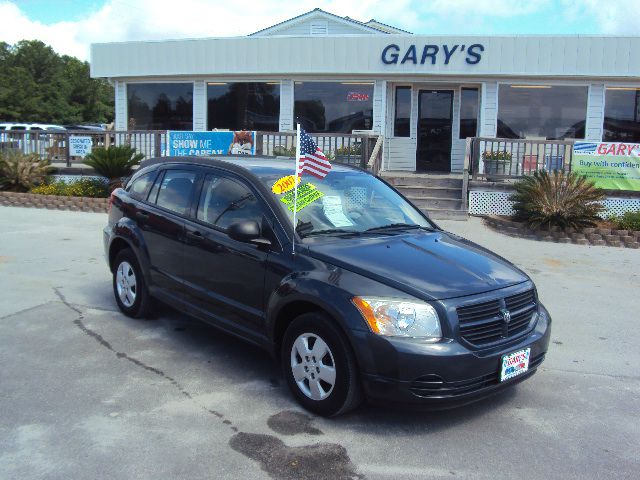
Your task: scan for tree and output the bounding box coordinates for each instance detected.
[0,40,114,124]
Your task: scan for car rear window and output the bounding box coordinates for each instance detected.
[127,172,157,200]
[152,169,197,216]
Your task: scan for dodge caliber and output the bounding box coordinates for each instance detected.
[103,156,551,416]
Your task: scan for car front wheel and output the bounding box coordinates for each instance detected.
[282,312,362,416]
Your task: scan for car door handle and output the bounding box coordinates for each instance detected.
[186,230,204,241]
[135,211,149,220]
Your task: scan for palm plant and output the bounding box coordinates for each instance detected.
[83,145,144,190]
[510,170,605,230]
[0,150,52,192]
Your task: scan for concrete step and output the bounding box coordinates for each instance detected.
[406,196,463,210]
[422,208,469,220]
[395,185,462,199]
[381,172,463,188]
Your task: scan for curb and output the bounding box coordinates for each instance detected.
[0,191,109,213]
[483,215,640,249]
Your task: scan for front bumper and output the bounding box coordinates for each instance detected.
[352,306,551,408]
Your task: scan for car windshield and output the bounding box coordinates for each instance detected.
[257,169,435,238]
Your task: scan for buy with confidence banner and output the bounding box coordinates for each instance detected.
[572,141,640,191]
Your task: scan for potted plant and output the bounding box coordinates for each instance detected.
[482,150,512,181]
[334,144,362,165]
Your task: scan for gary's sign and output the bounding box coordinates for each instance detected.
[381,43,485,66]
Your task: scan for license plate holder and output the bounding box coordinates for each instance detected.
[500,348,531,382]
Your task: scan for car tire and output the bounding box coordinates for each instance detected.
[112,248,152,319]
[282,312,363,417]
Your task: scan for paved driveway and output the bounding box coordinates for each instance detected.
[0,206,638,480]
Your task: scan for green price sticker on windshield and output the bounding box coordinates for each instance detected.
[280,182,324,213]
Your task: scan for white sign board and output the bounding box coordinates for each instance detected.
[69,136,93,157]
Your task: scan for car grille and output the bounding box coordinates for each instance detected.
[409,353,545,398]
[456,289,537,347]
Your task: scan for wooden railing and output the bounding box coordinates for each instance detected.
[254,131,382,171]
[0,129,383,171]
[467,137,575,181]
[0,130,167,166]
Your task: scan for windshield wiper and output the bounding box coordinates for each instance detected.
[300,228,362,238]
[365,223,433,233]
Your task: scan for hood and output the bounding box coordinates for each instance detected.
[304,230,529,300]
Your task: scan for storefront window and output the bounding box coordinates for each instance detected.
[127,83,193,130]
[459,88,479,139]
[207,82,280,131]
[294,82,374,133]
[394,86,411,137]
[497,85,587,140]
[603,88,640,143]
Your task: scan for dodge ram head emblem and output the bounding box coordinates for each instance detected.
[500,308,511,324]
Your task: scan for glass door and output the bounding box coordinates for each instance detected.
[416,90,454,172]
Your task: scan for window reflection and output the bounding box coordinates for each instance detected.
[127,83,193,130]
[497,85,587,140]
[459,88,479,139]
[294,82,374,133]
[154,170,197,216]
[197,174,262,229]
[207,82,280,132]
[394,86,411,137]
[603,88,640,143]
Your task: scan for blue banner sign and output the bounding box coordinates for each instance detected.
[168,131,256,157]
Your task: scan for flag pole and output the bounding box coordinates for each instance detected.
[292,123,301,255]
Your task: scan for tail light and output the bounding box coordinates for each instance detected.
[108,190,116,213]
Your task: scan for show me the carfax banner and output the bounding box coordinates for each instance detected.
[167,131,256,157]
[571,141,640,191]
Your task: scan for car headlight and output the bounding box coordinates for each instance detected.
[352,296,441,340]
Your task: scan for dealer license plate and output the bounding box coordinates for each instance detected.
[500,348,531,382]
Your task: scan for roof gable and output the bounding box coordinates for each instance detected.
[364,19,412,34]
[250,9,392,36]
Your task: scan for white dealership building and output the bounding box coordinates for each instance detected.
[90,8,640,174]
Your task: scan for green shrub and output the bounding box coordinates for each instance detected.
[0,150,52,192]
[83,145,144,189]
[610,210,640,231]
[31,178,109,198]
[510,170,605,230]
[273,145,297,157]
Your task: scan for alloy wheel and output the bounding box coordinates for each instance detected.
[290,333,337,401]
[116,261,137,308]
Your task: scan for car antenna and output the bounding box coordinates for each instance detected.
[292,123,301,256]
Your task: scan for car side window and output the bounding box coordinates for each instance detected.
[127,171,156,201]
[196,174,263,230]
[153,169,197,216]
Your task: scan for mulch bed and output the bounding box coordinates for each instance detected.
[483,215,640,249]
[0,191,108,213]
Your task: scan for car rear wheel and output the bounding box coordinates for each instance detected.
[112,249,151,318]
[282,312,362,416]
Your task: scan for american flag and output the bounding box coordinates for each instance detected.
[298,128,332,179]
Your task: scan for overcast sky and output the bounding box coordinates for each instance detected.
[0,0,636,60]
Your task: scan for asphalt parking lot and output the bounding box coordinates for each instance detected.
[1,206,639,480]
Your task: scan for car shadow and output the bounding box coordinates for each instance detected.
[114,300,524,431]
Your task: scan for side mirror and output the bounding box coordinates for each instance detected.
[227,220,271,246]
